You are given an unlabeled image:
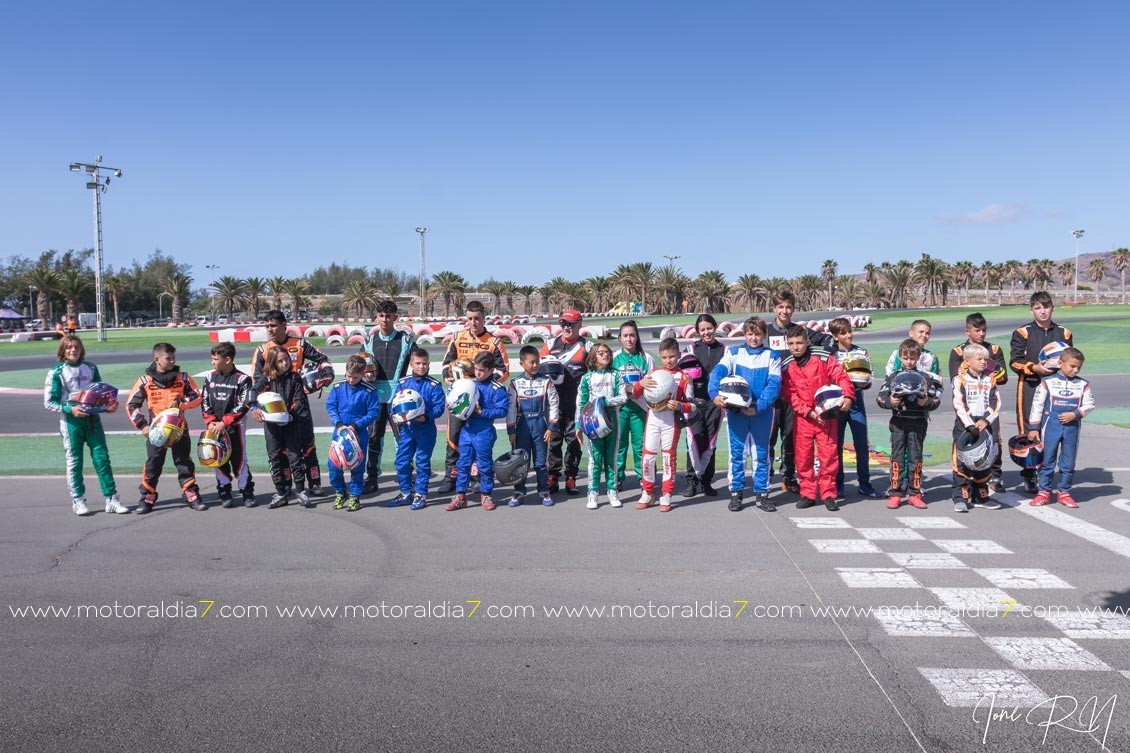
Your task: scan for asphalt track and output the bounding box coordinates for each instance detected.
[4,425,1130,751]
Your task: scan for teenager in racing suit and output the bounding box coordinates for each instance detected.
[540,310,589,494]
[683,315,727,497]
[252,310,332,496]
[359,300,415,493]
[612,321,654,491]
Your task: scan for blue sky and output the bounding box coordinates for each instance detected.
[2,1,1127,286]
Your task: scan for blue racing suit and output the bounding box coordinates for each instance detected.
[507,374,560,495]
[326,380,381,496]
[833,344,875,494]
[708,344,781,495]
[394,374,447,496]
[1028,373,1095,493]
[457,379,511,495]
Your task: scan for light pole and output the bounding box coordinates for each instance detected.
[28,285,36,320]
[158,292,171,324]
[69,156,122,342]
[1072,229,1085,302]
[206,264,220,321]
[416,227,429,318]
[663,255,681,266]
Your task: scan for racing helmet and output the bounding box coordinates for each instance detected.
[659,326,679,342]
[148,408,187,448]
[493,449,530,486]
[537,358,566,386]
[391,388,425,423]
[841,356,873,388]
[619,364,643,390]
[1008,434,1044,469]
[814,384,844,416]
[301,361,335,394]
[890,370,927,399]
[256,391,292,424]
[578,396,615,439]
[956,428,996,472]
[678,353,704,381]
[644,369,676,409]
[717,375,752,409]
[69,382,119,413]
[328,426,363,470]
[446,378,478,421]
[1038,341,1070,371]
[359,352,378,382]
[983,358,1008,384]
[196,427,232,468]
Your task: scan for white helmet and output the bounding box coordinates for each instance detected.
[446,378,478,421]
[1039,341,1070,371]
[391,388,425,423]
[814,384,844,416]
[644,369,676,409]
[256,391,292,424]
[578,397,615,439]
[717,375,752,409]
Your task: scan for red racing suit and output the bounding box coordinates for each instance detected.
[631,367,696,497]
[782,349,856,501]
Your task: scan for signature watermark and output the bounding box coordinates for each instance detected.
[974,693,1117,749]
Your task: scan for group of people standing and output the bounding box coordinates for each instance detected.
[45,289,1094,518]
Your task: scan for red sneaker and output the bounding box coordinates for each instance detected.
[886,495,903,509]
[1029,490,1053,506]
[446,494,467,511]
[907,494,927,509]
[481,494,496,511]
[1056,491,1079,509]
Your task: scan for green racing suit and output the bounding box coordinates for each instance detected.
[44,360,117,500]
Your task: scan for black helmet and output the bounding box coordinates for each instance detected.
[891,370,927,399]
[538,359,565,386]
[493,449,530,486]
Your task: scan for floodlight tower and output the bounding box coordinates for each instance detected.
[1072,229,1085,302]
[416,227,429,318]
[68,156,123,342]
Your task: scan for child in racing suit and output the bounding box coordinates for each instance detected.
[576,343,628,509]
[201,342,256,508]
[447,351,511,512]
[631,337,697,513]
[44,335,129,516]
[507,346,560,507]
[390,347,447,510]
[876,339,943,510]
[781,325,856,511]
[708,317,781,513]
[326,355,382,512]
[252,348,311,509]
[127,342,204,513]
[1027,347,1094,509]
[612,320,654,492]
[950,344,1002,512]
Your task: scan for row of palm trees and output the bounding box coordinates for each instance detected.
[22,249,1130,324]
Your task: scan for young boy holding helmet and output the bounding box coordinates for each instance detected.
[708,317,781,513]
[951,343,1003,512]
[876,339,943,510]
[389,347,446,510]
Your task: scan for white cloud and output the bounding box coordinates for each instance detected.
[938,203,1026,226]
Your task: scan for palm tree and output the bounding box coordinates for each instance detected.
[381,278,403,302]
[861,281,890,308]
[693,270,729,313]
[654,266,689,314]
[281,278,309,318]
[481,280,508,314]
[863,263,878,285]
[213,275,248,321]
[626,262,655,315]
[502,281,519,314]
[341,279,379,318]
[583,277,611,313]
[430,271,467,318]
[245,277,267,321]
[163,273,193,323]
[913,254,949,308]
[267,277,286,313]
[1057,261,1075,289]
[56,269,92,322]
[25,266,60,323]
[1088,257,1108,291]
[820,259,838,308]
[1111,248,1130,304]
[835,275,860,309]
[794,275,823,310]
[951,261,975,305]
[517,285,537,315]
[104,273,126,328]
[1003,260,1024,303]
[729,273,766,313]
[882,261,914,309]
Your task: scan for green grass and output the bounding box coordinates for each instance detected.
[1,360,215,391]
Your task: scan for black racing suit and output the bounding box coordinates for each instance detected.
[259,372,310,494]
[360,329,415,487]
[1009,320,1073,482]
[875,369,943,496]
[201,368,255,496]
[684,338,726,487]
[541,336,590,481]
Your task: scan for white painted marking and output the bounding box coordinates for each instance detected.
[858,528,926,541]
[837,567,921,589]
[1002,492,1130,561]
[791,516,853,529]
[973,568,1074,590]
[933,540,1013,555]
[984,637,1111,671]
[1112,498,1130,513]
[874,609,974,637]
[929,587,1018,612]
[918,668,1048,708]
[1043,611,1130,639]
[809,539,882,554]
[887,552,968,570]
[897,517,966,529]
